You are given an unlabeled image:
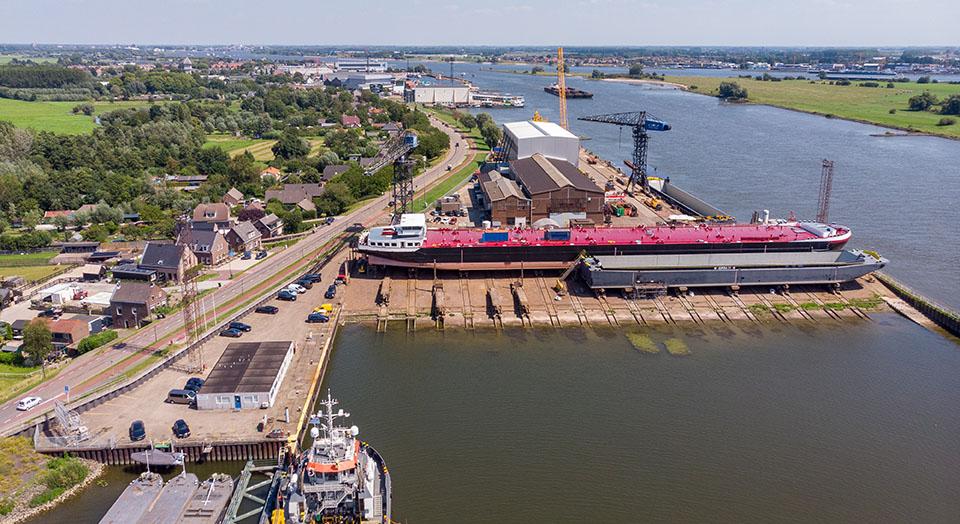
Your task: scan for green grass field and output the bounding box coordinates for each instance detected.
[0,251,62,281]
[413,152,483,213]
[203,134,277,160]
[0,55,58,65]
[0,98,157,134]
[667,76,960,139]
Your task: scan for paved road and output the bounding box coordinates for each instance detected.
[0,115,471,435]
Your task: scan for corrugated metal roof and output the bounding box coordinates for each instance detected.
[201,341,293,394]
[503,120,578,140]
[509,154,602,195]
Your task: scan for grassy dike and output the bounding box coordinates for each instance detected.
[663,76,960,139]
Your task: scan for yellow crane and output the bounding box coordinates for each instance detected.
[557,47,568,129]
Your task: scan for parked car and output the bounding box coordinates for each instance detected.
[166,389,196,405]
[295,279,313,290]
[277,290,297,301]
[16,396,42,411]
[255,305,279,314]
[306,312,330,323]
[241,251,252,260]
[229,321,252,332]
[335,274,347,285]
[325,217,336,225]
[314,303,334,314]
[302,273,322,283]
[287,283,307,294]
[256,251,268,260]
[129,420,146,441]
[184,377,204,392]
[324,285,337,299]
[219,328,243,338]
[172,419,191,438]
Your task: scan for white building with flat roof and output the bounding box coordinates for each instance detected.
[502,120,581,167]
[335,59,388,73]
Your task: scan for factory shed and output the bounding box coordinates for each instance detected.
[477,171,530,227]
[508,154,604,225]
[502,120,580,167]
[195,341,295,410]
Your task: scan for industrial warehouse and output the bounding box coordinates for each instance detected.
[195,341,295,410]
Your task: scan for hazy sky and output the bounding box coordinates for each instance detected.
[1,0,957,47]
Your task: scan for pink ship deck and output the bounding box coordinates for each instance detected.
[422,224,850,249]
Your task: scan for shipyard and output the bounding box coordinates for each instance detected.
[1,7,960,523]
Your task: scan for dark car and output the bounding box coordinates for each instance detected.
[256,251,268,260]
[241,251,252,260]
[325,217,336,225]
[277,290,297,301]
[306,312,330,323]
[302,273,322,283]
[324,285,337,299]
[184,377,204,392]
[295,279,313,290]
[229,321,252,332]
[129,420,146,441]
[255,305,279,315]
[172,419,191,438]
[219,328,243,338]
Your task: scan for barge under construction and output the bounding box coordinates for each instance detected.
[579,249,886,291]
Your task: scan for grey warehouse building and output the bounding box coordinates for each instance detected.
[195,341,295,410]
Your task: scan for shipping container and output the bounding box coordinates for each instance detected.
[480,232,510,243]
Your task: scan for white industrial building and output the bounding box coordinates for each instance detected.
[407,84,470,106]
[502,120,581,167]
[335,60,388,73]
[195,341,294,410]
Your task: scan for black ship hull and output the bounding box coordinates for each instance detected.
[544,86,594,98]
[359,239,845,270]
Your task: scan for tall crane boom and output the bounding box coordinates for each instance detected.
[557,47,568,129]
[578,111,671,194]
[363,131,420,218]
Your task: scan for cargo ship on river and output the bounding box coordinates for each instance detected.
[544,83,593,98]
[357,214,852,271]
[276,390,390,523]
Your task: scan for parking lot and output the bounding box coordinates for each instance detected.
[37,249,350,448]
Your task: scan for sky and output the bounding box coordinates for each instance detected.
[1,0,957,47]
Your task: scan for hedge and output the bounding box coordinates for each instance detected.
[75,329,118,355]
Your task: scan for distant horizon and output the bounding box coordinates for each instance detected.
[1,0,956,48]
[1,44,958,51]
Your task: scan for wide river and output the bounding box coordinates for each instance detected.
[28,65,960,523]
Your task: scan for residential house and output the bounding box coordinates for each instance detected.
[139,242,197,282]
[109,282,167,329]
[43,210,75,222]
[260,166,282,181]
[265,184,323,206]
[191,203,233,231]
[80,264,107,281]
[177,227,229,266]
[254,214,284,239]
[381,122,403,136]
[43,318,90,350]
[222,187,244,206]
[225,221,263,253]
[341,114,361,128]
[321,164,349,182]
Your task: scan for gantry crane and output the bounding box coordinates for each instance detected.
[364,131,419,217]
[556,47,568,129]
[578,111,671,194]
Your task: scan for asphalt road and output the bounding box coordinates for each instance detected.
[0,115,471,435]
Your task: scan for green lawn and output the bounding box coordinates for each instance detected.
[667,76,960,139]
[413,153,483,213]
[0,251,57,265]
[0,251,61,281]
[202,135,276,160]
[0,265,63,281]
[0,98,157,134]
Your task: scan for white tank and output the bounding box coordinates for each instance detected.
[310,427,320,439]
[482,220,492,229]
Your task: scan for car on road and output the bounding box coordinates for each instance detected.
[306,312,330,323]
[219,328,243,338]
[229,321,252,332]
[184,377,204,392]
[287,283,307,294]
[16,396,42,411]
[129,420,146,441]
[256,251,268,260]
[172,419,191,438]
[277,290,297,301]
[324,285,337,299]
[255,305,279,315]
[325,217,336,225]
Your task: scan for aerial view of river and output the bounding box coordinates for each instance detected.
[441,61,960,309]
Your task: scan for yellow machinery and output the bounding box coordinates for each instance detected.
[532,110,545,122]
[557,47,568,129]
[646,197,663,211]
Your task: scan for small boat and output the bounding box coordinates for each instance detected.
[131,445,185,467]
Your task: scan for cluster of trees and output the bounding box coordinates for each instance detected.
[908,92,960,115]
[474,113,502,149]
[718,81,748,100]
[0,65,90,89]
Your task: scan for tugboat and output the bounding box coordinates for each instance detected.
[278,390,391,523]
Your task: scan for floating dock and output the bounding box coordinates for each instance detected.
[580,250,886,291]
[100,471,234,524]
[138,472,199,524]
[99,472,164,524]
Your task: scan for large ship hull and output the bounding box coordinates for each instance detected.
[359,238,847,271]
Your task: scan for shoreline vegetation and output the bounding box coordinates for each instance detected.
[0,437,103,524]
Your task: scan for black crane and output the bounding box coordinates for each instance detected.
[364,131,420,217]
[578,111,671,194]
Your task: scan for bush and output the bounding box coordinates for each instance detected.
[0,498,13,515]
[717,81,748,100]
[42,456,89,490]
[938,117,956,126]
[908,91,938,111]
[835,79,851,86]
[75,329,118,355]
[888,108,896,114]
[917,76,931,84]
[29,487,65,507]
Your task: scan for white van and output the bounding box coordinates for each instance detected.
[16,396,42,411]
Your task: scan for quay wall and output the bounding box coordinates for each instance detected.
[34,435,283,466]
[875,272,960,337]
